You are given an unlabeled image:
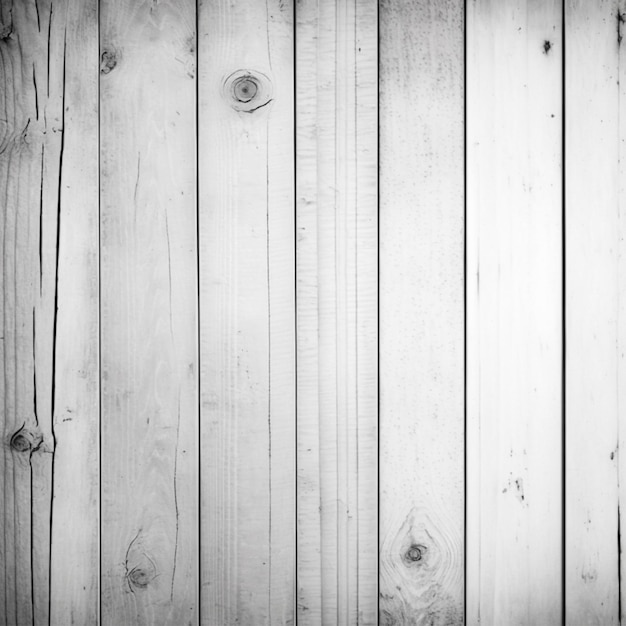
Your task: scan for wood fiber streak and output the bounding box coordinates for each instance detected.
[566,1,624,623]
[99,0,198,624]
[466,1,563,624]
[296,0,377,624]
[379,1,464,624]
[0,1,98,623]
[198,0,294,623]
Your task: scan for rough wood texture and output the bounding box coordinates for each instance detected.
[565,1,624,623]
[99,1,198,624]
[48,0,99,623]
[198,0,295,623]
[466,1,563,624]
[379,0,464,624]
[295,0,377,624]
[0,1,98,624]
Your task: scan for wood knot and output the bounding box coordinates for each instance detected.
[223,70,273,113]
[404,544,427,564]
[9,425,42,453]
[543,40,551,54]
[100,49,119,75]
[128,566,155,589]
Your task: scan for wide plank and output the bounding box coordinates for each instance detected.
[565,1,624,623]
[0,1,99,623]
[466,1,563,623]
[198,0,295,623]
[99,1,198,623]
[379,0,464,623]
[296,0,378,623]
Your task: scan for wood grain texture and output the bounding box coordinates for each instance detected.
[198,0,295,623]
[466,1,562,624]
[99,1,198,624]
[48,0,99,623]
[295,0,377,623]
[565,1,624,623]
[0,1,99,623]
[379,1,464,624]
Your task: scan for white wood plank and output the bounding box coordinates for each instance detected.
[198,0,295,623]
[379,0,464,623]
[565,1,623,623]
[0,1,99,623]
[99,1,198,623]
[295,0,377,623]
[466,1,562,623]
[48,0,100,623]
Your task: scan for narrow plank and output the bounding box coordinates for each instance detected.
[99,1,198,624]
[466,1,562,623]
[295,0,378,623]
[565,1,623,623]
[47,0,100,623]
[198,0,295,623]
[379,0,464,623]
[0,1,89,623]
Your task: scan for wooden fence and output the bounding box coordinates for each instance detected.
[0,0,621,624]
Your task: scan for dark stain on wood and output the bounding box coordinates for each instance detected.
[543,40,552,54]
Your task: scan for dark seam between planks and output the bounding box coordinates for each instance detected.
[463,0,468,622]
[195,0,201,623]
[561,1,566,623]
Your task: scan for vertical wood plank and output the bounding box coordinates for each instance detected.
[466,1,563,623]
[379,1,464,623]
[48,0,99,623]
[99,1,198,624]
[0,1,99,623]
[198,0,295,623]
[295,0,378,623]
[565,1,623,623]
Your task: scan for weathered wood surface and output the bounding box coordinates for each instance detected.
[379,0,464,624]
[198,0,295,623]
[565,1,624,623]
[466,0,563,624]
[295,0,377,624]
[99,0,198,624]
[48,0,100,624]
[0,1,99,624]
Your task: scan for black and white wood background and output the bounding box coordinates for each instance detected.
[0,0,620,624]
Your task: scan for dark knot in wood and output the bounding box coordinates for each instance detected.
[405,544,426,563]
[9,425,42,453]
[234,77,258,103]
[100,49,118,75]
[128,567,153,588]
[223,70,272,113]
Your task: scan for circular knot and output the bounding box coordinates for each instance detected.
[9,425,42,453]
[405,544,426,563]
[223,70,272,113]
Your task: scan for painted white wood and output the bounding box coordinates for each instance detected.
[565,1,624,623]
[295,0,377,623]
[99,1,198,623]
[379,1,464,623]
[198,0,295,623]
[466,1,562,623]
